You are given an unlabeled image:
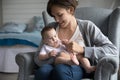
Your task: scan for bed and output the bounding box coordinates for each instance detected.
[0,31,41,47]
[0,17,43,73]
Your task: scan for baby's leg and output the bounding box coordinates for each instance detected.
[54,52,70,64]
[57,52,78,65]
[77,55,96,73]
[59,52,70,58]
[70,53,79,65]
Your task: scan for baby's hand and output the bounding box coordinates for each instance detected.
[70,52,77,55]
[62,39,69,46]
[49,50,57,57]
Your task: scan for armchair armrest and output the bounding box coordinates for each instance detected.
[15,52,36,80]
[16,52,119,80]
[94,56,119,80]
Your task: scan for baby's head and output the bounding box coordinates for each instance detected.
[41,26,60,48]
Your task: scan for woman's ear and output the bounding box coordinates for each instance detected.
[68,6,75,15]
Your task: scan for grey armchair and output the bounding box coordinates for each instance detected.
[16,7,120,80]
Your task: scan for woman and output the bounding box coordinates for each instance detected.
[34,0,118,80]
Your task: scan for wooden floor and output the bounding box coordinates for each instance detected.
[0,73,18,80]
[0,72,94,80]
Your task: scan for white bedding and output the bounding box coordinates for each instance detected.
[0,45,37,73]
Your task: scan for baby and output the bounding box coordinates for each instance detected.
[39,26,95,73]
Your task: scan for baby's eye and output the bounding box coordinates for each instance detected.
[54,35,57,38]
[48,37,52,40]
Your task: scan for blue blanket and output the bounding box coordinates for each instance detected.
[0,31,42,47]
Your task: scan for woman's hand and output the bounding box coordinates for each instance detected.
[62,40,84,55]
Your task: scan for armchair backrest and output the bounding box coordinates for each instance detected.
[75,7,112,36]
[74,7,120,48]
[42,7,120,54]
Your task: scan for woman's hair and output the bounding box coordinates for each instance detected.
[47,0,78,17]
[41,26,55,39]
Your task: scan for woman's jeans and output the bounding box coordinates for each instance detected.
[35,64,83,80]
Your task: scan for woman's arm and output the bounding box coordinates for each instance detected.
[80,20,118,61]
[62,40,84,55]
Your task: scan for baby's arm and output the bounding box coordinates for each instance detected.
[39,50,57,60]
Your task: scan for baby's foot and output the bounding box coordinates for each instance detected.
[70,53,79,65]
[86,66,96,73]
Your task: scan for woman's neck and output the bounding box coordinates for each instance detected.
[60,17,77,31]
[58,18,77,40]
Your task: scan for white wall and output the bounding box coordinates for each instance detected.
[2,0,120,24]
[2,0,48,24]
[113,0,120,9]
[78,0,118,9]
[0,0,2,26]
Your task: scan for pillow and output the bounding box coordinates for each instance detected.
[34,16,44,31]
[42,11,55,25]
[0,22,27,33]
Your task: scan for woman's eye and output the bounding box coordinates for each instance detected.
[58,14,63,17]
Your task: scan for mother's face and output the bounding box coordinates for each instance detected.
[51,5,74,28]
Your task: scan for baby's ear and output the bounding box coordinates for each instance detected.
[42,39,47,44]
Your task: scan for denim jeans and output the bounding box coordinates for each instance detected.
[34,64,53,80]
[34,64,83,80]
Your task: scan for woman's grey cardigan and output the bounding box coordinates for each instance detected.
[34,19,118,67]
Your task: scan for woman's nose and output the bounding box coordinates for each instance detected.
[54,17,59,22]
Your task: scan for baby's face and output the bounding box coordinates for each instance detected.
[43,29,60,48]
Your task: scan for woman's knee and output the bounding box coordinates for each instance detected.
[52,64,70,80]
[54,64,68,72]
[36,64,53,75]
[53,64,83,80]
[35,64,53,80]
[53,64,71,77]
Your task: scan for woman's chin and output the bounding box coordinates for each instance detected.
[59,23,65,27]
